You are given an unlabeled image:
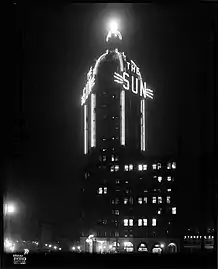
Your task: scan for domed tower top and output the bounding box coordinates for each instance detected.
[106,21,122,51]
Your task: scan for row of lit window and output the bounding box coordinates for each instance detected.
[124,164,147,171]
[184,235,214,239]
[111,196,172,204]
[112,206,176,216]
[98,188,172,204]
[154,176,173,182]
[124,218,157,227]
[110,165,176,172]
[113,177,173,183]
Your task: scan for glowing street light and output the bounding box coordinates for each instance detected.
[4,202,18,240]
[4,203,16,216]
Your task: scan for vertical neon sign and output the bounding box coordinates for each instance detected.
[84,104,88,154]
[91,93,96,147]
[141,99,146,151]
[120,90,125,145]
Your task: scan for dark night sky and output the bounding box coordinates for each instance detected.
[6,3,216,241]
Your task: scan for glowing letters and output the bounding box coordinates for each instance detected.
[114,71,153,100]
[81,67,95,106]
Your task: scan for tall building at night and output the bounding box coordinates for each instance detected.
[80,21,179,253]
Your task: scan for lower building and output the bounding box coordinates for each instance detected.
[80,155,180,253]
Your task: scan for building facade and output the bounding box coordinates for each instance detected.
[80,25,179,253]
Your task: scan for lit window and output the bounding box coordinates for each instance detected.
[144,197,148,203]
[138,197,142,204]
[143,218,147,226]
[98,187,103,194]
[124,165,129,171]
[110,166,114,172]
[111,155,114,161]
[138,164,143,171]
[112,137,115,140]
[115,165,119,172]
[125,189,129,194]
[172,207,176,214]
[167,176,172,181]
[115,156,118,161]
[167,162,171,169]
[143,164,147,171]
[138,219,142,226]
[158,176,162,182]
[103,156,106,162]
[152,197,157,204]
[129,164,133,171]
[102,148,106,152]
[115,198,119,204]
[125,180,128,184]
[104,187,107,194]
[167,189,171,192]
[115,210,119,215]
[157,163,161,170]
[158,196,162,204]
[144,189,148,193]
[152,218,157,226]
[111,199,115,204]
[167,196,171,204]
[172,162,176,169]
[124,219,128,226]
[158,209,161,215]
[116,180,120,184]
[152,164,157,170]
[129,219,133,226]
[124,198,128,204]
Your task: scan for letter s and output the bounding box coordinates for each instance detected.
[123,72,129,90]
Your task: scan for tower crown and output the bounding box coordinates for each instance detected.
[106,21,122,51]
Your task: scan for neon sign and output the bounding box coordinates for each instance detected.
[81,66,95,106]
[114,60,153,99]
[81,56,153,107]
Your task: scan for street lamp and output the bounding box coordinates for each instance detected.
[4,203,17,239]
[4,203,16,215]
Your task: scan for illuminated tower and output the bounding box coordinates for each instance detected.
[80,21,178,254]
[81,21,153,155]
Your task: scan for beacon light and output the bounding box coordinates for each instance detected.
[109,20,118,33]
